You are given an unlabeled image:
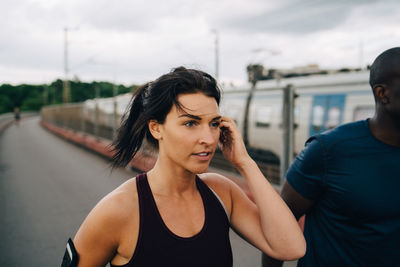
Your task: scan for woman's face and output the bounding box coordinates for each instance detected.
[155,92,221,175]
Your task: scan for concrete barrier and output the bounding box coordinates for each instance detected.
[41,119,306,230]
[40,119,253,200]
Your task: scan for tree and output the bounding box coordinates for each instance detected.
[0,80,137,115]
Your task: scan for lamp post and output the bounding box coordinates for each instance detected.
[63,26,79,103]
[63,27,70,103]
[211,29,219,81]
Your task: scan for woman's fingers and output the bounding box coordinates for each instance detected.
[219,116,250,167]
[219,117,237,149]
[219,126,233,150]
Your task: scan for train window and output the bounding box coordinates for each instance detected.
[353,106,375,121]
[312,105,324,132]
[255,106,272,127]
[325,106,340,129]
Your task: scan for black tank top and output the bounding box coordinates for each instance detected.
[111,173,232,267]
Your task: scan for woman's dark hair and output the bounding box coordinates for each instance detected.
[111,66,221,168]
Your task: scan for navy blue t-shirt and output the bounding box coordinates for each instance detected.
[287,120,400,266]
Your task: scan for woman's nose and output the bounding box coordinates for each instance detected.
[199,126,218,144]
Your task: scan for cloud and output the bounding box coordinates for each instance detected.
[0,0,399,85]
[76,0,156,32]
[74,0,216,33]
[218,0,379,34]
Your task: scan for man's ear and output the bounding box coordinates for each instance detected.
[148,120,162,140]
[374,85,389,104]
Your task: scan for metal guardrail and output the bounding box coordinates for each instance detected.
[41,103,282,185]
[41,103,118,141]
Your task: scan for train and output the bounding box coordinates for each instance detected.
[41,70,375,166]
[219,70,374,163]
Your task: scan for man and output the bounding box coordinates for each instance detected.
[263,47,400,266]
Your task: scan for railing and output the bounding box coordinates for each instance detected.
[41,102,281,185]
[41,102,120,141]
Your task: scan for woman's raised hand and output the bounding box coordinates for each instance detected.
[219,116,252,169]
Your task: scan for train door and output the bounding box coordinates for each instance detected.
[309,94,345,136]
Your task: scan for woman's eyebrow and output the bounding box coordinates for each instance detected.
[178,114,222,121]
[212,116,222,121]
[178,113,202,120]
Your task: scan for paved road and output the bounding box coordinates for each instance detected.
[0,117,134,266]
[1,116,287,266]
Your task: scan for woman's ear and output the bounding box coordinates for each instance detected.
[148,120,162,140]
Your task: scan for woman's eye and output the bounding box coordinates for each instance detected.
[184,121,197,127]
[211,121,220,128]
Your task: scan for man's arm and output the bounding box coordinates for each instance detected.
[280,181,314,220]
[261,181,314,266]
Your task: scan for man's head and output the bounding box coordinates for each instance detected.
[369,47,400,122]
[370,47,400,89]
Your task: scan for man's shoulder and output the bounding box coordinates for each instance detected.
[308,120,370,149]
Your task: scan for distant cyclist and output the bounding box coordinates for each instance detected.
[14,106,20,125]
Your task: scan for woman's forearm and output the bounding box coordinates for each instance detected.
[235,158,306,259]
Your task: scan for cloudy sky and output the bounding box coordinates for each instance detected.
[0,0,399,86]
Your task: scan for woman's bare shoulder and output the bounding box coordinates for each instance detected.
[98,177,139,220]
[197,173,236,214]
[73,177,140,265]
[198,172,236,190]
[78,177,139,233]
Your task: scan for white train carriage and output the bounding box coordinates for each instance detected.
[220,71,375,160]
[83,93,132,127]
[84,71,375,162]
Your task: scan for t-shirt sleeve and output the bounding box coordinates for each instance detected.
[286,136,326,200]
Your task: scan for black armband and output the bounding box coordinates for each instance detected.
[61,238,78,267]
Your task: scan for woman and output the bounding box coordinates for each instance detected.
[71,67,305,266]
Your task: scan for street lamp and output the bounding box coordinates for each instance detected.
[63,26,79,103]
[211,29,219,81]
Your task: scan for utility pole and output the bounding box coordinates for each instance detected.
[280,84,295,186]
[359,40,364,69]
[63,27,71,103]
[212,29,219,81]
[113,81,119,139]
[243,82,256,146]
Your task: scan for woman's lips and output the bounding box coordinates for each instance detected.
[192,152,212,161]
